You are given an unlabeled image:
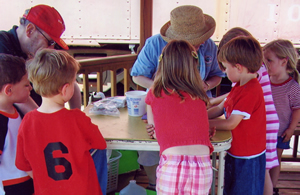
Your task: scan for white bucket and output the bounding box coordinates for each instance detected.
[125,90,147,117]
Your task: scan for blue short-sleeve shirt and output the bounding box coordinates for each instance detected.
[131,34,225,81]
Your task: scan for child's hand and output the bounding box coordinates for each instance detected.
[146,124,156,139]
[281,128,294,142]
[209,127,216,138]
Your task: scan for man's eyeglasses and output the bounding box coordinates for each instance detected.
[36,27,56,47]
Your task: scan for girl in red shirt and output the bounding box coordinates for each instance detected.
[145,40,214,195]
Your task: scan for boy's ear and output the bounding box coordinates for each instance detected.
[60,83,70,96]
[235,63,243,72]
[3,84,13,96]
[25,23,36,38]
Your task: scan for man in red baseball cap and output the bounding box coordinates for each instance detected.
[23,4,69,51]
[0,6,109,195]
[0,4,81,109]
[0,4,82,195]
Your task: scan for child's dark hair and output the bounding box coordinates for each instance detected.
[0,54,26,90]
[152,40,209,104]
[218,36,263,73]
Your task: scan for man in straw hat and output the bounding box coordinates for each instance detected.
[131,5,224,95]
[0,4,81,111]
[0,5,107,195]
[130,5,225,190]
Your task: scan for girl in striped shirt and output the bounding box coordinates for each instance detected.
[263,39,300,195]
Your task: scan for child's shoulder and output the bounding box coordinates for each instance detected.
[62,108,87,118]
[231,79,263,101]
[236,79,261,92]
[65,108,92,123]
[287,79,300,95]
[289,78,300,87]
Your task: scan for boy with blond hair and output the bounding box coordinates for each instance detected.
[0,54,33,194]
[208,36,267,194]
[15,49,107,195]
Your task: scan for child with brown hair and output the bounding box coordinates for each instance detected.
[208,36,267,194]
[15,49,107,195]
[146,40,214,195]
[211,27,280,195]
[0,54,33,195]
[263,39,300,195]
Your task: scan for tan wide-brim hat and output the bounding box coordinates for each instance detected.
[160,5,216,46]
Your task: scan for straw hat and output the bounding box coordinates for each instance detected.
[160,5,216,46]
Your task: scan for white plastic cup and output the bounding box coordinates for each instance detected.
[125,90,147,117]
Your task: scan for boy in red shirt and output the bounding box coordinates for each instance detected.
[15,49,106,195]
[208,36,266,195]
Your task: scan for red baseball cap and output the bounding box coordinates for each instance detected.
[23,4,69,50]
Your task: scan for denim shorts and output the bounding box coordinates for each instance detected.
[277,136,290,149]
[224,153,266,195]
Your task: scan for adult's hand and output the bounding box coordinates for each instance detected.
[15,96,38,114]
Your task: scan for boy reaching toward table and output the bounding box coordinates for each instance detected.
[15,49,107,195]
[208,36,267,195]
[209,27,279,195]
[0,54,34,194]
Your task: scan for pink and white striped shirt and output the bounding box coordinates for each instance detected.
[257,65,279,169]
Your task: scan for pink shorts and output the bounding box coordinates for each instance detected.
[156,154,212,195]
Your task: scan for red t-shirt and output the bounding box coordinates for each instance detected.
[224,79,266,157]
[16,108,106,195]
[145,89,213,155]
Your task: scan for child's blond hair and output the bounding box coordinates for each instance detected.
[27,49,80,97]
[263,39,300,83]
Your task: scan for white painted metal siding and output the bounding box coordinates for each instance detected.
[0,0,299,46]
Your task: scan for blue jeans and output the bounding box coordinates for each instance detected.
[224,153,266,195]
[91,149,107,195]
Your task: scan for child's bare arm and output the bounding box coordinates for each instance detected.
[146,105,156,139]
[282,108,300,142]
[207,99,225,119]
[209,114,244,130]
[132,76,154,89]
[208,93,229,108]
